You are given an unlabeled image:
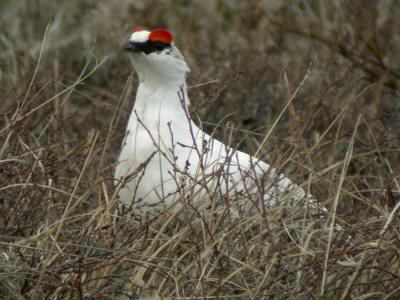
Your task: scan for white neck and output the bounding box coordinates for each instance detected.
[128,48,193,132]
[132,76,191,128]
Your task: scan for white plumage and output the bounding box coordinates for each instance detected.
[115,28,315,214]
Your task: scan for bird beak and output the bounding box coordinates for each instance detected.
[123,40,137,52]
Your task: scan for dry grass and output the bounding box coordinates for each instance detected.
[1,0,400,299]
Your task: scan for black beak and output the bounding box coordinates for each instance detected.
[123,40,137,52]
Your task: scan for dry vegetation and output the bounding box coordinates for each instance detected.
[1,0,400,299]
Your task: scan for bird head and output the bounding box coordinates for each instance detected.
[124,27,190,83]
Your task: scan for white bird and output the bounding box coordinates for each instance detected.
[115,27,317,214]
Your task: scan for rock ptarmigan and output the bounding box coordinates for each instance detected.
[115,27,319,215]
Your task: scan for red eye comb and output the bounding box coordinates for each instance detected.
[149,28,173,44]
[134,26,143,32]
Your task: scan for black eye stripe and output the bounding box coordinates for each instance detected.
[134,41,171,54]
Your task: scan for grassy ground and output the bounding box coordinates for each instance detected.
[1,0,400,299]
